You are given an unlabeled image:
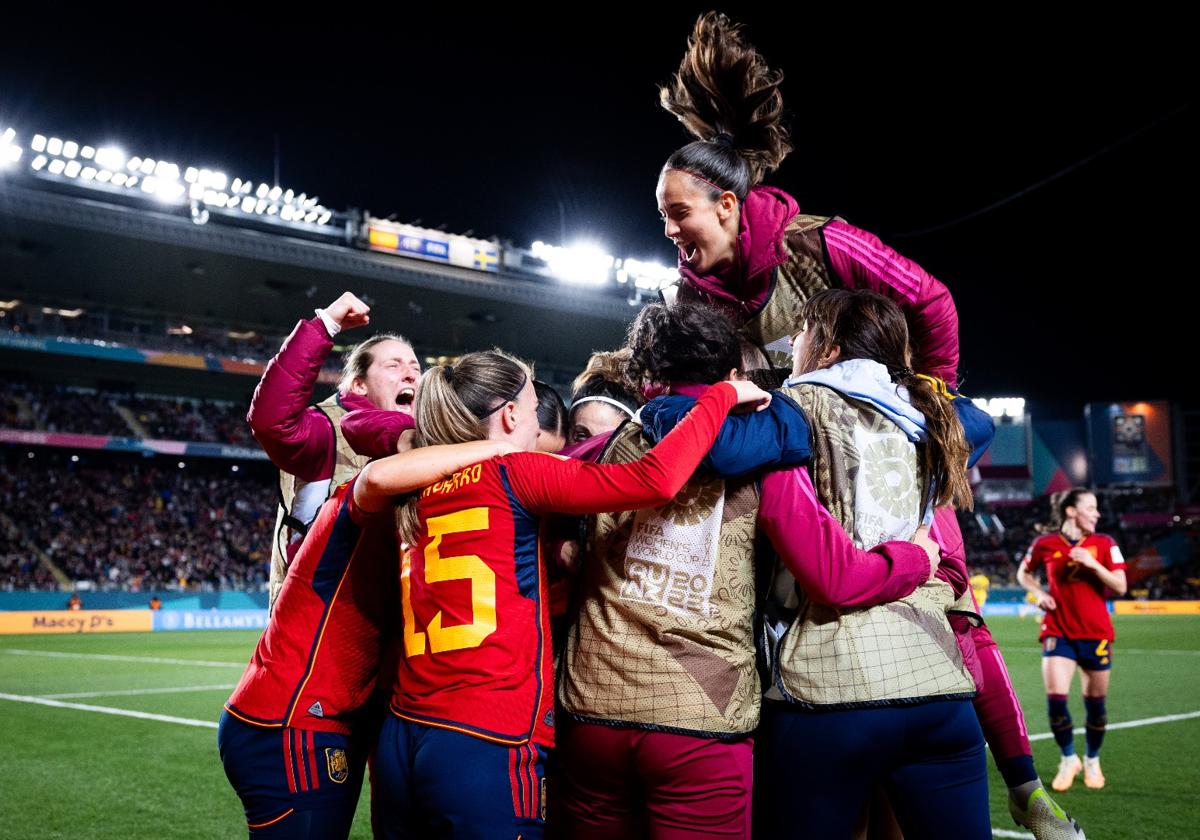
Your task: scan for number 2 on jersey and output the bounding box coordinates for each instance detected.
[402,507,496,657]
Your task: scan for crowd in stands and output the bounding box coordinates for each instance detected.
[957,488,1199,596]
[1,381,254,445]
[0,451,275,591]
[0,302,580,390]
[1,303,284,365]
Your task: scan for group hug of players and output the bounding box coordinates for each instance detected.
[215,13,1126,840]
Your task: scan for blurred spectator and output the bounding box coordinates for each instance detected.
[1,450,274,591]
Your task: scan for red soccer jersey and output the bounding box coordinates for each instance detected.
[1023,532,1125,642]
[226,478,398,734]
[389,382,738,748]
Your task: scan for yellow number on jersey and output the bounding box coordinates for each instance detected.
[402,507,496,657]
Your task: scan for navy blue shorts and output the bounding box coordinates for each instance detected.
[373,714,546,839]
[217,711,367,837]
[756,699,990,840]
[1042,636,1114,670]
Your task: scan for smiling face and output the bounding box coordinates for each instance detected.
[1065,492,1100,535]
[656,169,739,275]
[351,339,422,413]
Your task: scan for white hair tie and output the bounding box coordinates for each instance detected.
[570,395,636,418]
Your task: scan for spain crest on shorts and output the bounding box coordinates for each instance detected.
[325,748,349,784]
[1044,637,1057,652]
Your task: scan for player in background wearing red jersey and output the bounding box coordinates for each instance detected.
[1018,489,1127,792]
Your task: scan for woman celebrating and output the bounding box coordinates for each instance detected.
[653,15,1081,838]
[655,12,958,386]
[1018,489,1127,792]
[351,350,770,839]
[556,302,942,839]
[757,289,988,839]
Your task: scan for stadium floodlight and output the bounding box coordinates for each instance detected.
[972,397,1026,419]
[81,166,97,180]
[48,159,65,175]
[1,142,19,166]
[305,210,318,223]
[621,258,679,290]
[269,185,281,201]
[94,147,125,170]
[256,183,268,199]
[0,127,17,164]
[189,183,204,200]
[126,175,138,187]
[531,240,615,286]
[31,134,46,152]
[141,175,157,193]
[185,167,199,183]
[255,198,267,214]
[241,195,255,213]
[284,189,294,203]
[64,160,82,178]
[266,205,277,215]
[156,181,186,202]
[111,172,127,186]
[96,169,112,182]
[139,157,156,175]
[318,210,332,225]
[31,155,47,171]
[231,177,242,193]
[46,137,63,155]
[80,146,95,159]
[62,140,79,159]
[127,156,142,171]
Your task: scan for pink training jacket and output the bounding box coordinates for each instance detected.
[677,187,961,388]
[758,466,931,609]
[247,318,413,482]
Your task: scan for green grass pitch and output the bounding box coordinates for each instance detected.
[1,616,1197,838]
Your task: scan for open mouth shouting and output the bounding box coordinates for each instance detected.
[675,240,698,265]
[396,386,416,412]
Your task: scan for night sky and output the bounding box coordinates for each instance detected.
[1,8,1193,408]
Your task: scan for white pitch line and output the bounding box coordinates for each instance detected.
[2,648,244,668]
[1007,646,1200,656]
[991,830,1035,839]
[41,684,235,700]
[0,692,218,729]
[1028,710,1200,741]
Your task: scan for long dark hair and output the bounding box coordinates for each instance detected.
[659,11,793,199]
[799,289,973,511]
